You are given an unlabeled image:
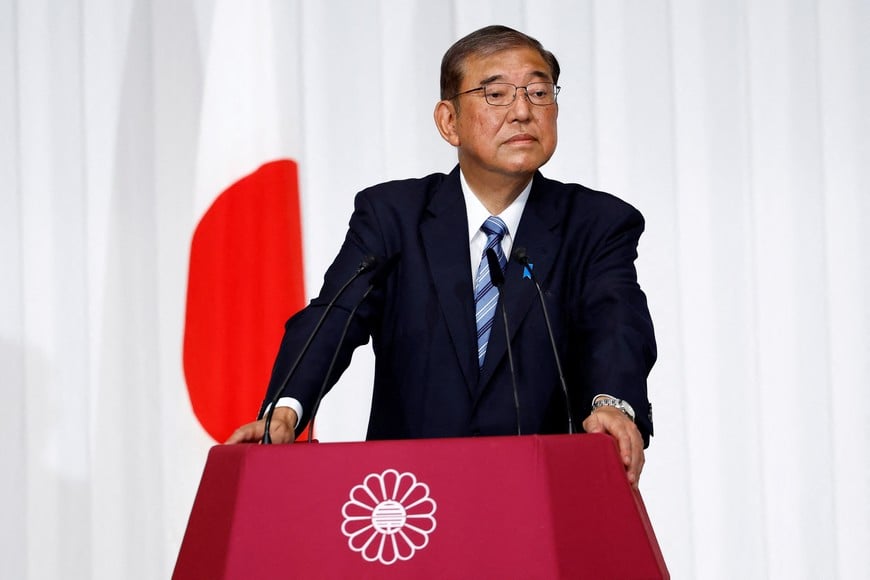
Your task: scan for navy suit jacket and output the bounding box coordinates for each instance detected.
[261,166,656,445]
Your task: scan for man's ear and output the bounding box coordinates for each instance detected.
[433,100,460,147]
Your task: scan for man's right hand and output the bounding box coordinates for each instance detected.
[224,407,299,444]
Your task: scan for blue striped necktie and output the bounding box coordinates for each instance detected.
[474,216,508,369]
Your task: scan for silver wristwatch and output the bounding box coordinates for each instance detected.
[591,395,636,422]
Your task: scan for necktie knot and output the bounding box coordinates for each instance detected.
[481,216,508,240]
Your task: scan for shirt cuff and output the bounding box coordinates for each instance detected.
[265,397,303,430]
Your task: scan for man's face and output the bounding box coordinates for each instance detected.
[444,46,559,184]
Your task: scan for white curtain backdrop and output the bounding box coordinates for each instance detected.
[2,0,868,578]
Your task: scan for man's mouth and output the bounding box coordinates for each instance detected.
[505,134,536,144]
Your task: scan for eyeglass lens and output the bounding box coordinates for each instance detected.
[484,83,558,106]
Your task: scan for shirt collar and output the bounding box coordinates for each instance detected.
[460,170,532,243]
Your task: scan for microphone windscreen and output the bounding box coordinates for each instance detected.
[358,255,379,273]
[369,253,401,288]
[512,246,529,264]
[486,248,505,287]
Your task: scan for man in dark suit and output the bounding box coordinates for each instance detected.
[227,25,656,487]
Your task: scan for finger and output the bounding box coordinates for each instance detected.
[596,414,636,483]
[625,430,645,488]
[582,409,644,487]
[589,410,632,466]
[582,414,605,434]
[224,421,264,445]
[631,434,646,485]
[615,427,633,468]
[224,426,247,445]
[225,427,248,445]
[634,448,646,486]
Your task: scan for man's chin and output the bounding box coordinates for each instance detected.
[498,156,550,176]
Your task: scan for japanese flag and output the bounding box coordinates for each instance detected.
[183,2,305,442]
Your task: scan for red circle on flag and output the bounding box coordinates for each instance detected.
[183,159,306,442]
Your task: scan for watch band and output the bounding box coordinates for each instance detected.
[591,395,636,422]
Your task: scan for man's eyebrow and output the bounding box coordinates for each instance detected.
[477,70,552,85]
[479,74,505,85]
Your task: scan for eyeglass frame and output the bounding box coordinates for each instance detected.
[449,82,561,106]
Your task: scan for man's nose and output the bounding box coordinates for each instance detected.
[508,88,533,119]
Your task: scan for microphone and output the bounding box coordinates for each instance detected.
[260,254,379,444]
[512,247,576,434]
[307,253,401,442]
[486,248,521,435]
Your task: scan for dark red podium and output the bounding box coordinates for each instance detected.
[174,434,668,579]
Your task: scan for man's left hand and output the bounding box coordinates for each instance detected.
[582,407,645,489]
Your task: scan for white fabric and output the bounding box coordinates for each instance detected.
[461,169,531,282]
[2,1,868,579]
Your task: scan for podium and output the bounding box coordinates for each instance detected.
[174,434,668,579]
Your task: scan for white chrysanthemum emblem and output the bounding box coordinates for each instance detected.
[341,469,437,565]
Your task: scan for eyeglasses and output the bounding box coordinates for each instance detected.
[450,82,561,106]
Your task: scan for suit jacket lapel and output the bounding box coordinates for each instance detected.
[421,167,478,394]
[476,173,562,398]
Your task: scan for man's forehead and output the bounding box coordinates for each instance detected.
[476,70,552,85]
[462,48,553,83]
